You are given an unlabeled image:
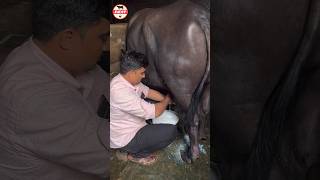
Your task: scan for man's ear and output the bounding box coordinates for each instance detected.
[58,28,77,50]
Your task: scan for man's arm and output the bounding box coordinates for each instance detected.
[112,88,155,120]
[147,89,165,102]
[154,95,171,117]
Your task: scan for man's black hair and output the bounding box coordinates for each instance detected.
[120,51,149,74]
[32,0,106,41]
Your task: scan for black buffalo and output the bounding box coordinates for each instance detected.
[214,0,320,179]
[126,0,210,162]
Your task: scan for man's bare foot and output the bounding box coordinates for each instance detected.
[127,154,157,166]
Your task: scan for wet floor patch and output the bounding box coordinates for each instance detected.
[111,137,210,180]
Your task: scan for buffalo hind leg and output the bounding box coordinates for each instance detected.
[198,84,210,140]
[182,114,201,163]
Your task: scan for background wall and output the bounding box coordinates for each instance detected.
[0,0,32,65]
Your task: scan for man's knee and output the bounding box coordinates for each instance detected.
[165,125,178,141]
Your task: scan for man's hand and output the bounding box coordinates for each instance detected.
[154,94,171,117]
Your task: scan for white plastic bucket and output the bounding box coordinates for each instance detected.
[152,110,179,125]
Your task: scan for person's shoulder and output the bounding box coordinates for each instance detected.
[110,75,136,100]
[0,39,42,77]
[1,39,33,66]
[0,60,52,93]
[0,61,71,110]
[110,73,120,83]
[110,74,126,90]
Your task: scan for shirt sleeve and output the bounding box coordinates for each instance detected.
[15,82,109,178]
[111,86,155,120]
[137,82,150,98]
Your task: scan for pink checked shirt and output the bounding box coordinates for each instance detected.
[110,74,155,148]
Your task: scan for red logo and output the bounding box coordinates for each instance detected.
[112,4,128,20]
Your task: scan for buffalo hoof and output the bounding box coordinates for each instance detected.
[181,145,200,163]
[181,149,192,163]
[191,145,200,161]
[200,137,207,141]
[199,131,207,141]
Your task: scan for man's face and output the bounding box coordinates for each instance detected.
[72,18,109,74]
[131,67,146,85]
